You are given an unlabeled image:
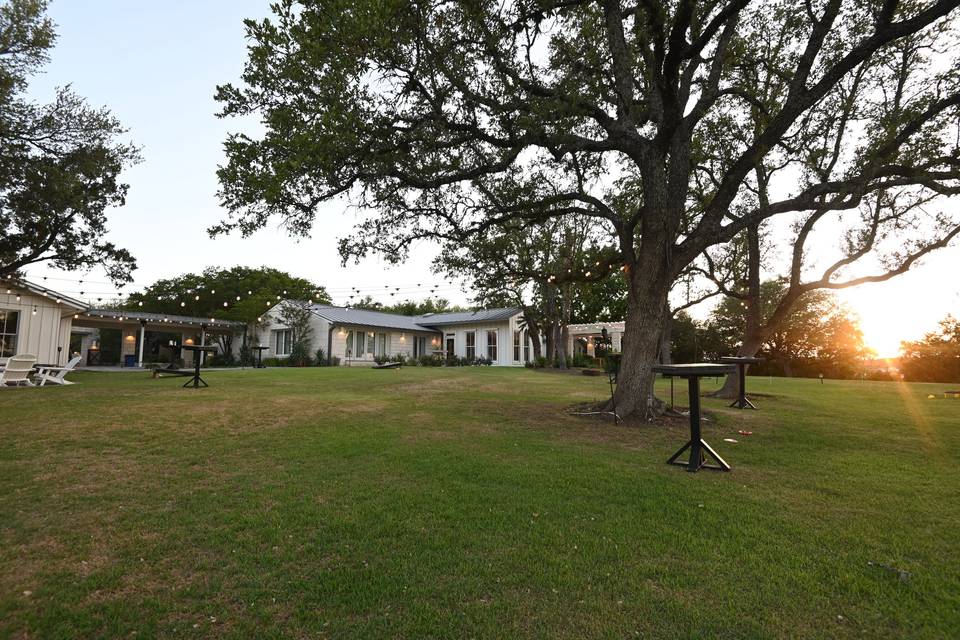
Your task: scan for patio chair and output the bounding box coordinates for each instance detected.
[34,355,82,386]
[0,354,37,387]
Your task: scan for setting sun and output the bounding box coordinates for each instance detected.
[838,252,960,357]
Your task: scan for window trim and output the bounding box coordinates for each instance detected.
[486,329,498,361]
[465,330,476,359]
[0,309,19,358]
[275,329,293,356]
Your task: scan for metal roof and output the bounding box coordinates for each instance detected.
[305,304,521,332]
[308,305,432,332]
[414,308,521,327]
[83,308,246,329]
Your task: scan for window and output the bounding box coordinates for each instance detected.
[346,331,354,357]
[0,310,18,358]
[274,329,292,355]
[486,330,498,361]
[367,332,375,356]
[513,330,522,362]
[523,330,530,362]
[465,331,476,359]
[378,332,387,356]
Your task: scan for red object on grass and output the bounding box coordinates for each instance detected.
[737,430,753,436]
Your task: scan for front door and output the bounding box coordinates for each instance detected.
[445,335,455,358]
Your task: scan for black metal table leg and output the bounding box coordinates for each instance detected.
[667,374,731,472]
[729,362,758,409]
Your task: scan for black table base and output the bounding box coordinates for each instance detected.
[653,365,735,473]
[721,357,761,410]
[669,375,730,472]
[183,356,207,388]
[729,363,757,409]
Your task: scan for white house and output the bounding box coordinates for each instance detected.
[257,303,538,366]
[1,278,244,368]
[0,280,85,365]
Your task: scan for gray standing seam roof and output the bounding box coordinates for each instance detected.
[307,305,521,332]
[414,308,521,326]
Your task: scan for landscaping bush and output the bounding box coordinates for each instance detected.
[419,354,442,367]
[570,353,595,368]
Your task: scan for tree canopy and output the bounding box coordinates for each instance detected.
[0,0,140,283]
[123,266,329,324]
[215,0,960,417]
[900,315,960,382]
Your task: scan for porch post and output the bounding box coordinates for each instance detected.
[137,320,146,367]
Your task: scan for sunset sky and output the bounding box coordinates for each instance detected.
[25,1,960,358]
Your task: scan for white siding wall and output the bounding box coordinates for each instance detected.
[331,326,437,365]
[434,313,531,366]
[0,289,78,365]
[255,305,328,360]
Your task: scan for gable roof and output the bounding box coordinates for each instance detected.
[2,277,88,311]
[414,308,521,327]
[303,304,521,332]
[308,305,432,332]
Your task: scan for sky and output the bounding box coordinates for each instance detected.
[24,1,960,357]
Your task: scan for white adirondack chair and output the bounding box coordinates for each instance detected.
[0,354,37,387]
[34,355,82,386]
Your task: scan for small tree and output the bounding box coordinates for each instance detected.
[279,301,314,366]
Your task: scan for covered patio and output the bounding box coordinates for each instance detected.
[71,310,245,368]
[567,321,624,358]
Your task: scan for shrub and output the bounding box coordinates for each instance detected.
[571,353,595,368]
[534,356,549,368]
[419,354,442,367]
[286,341,314,367]
[406,356,419,367]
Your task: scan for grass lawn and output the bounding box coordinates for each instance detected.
[1,367,958,638]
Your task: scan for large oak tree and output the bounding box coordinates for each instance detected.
[0,0,140,283]
[215,0,960,418]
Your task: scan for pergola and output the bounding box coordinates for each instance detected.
[72,309,245,367]
[566,321,625,357]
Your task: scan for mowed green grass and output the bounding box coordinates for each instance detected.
[1,368,958,639]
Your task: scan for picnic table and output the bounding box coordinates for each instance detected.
[653,363,736,472]
[720,356,762,409]
[179,345,219,388]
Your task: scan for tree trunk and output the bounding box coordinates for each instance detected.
[658,314,673,365]
[525,321,543,361]
[715,334,764,398]
[609,266,672,420]
[717,222,763,398]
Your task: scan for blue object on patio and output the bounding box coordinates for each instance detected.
[124,354,137,368]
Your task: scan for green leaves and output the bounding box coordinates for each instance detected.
[0,0,139,283]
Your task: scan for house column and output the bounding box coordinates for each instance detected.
[137,320,146,367]
[181,331,193,366]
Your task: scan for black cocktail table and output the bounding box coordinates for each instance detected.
[720,356,762,409]
[179,345,219,388]
[653,363,736,472]
[251,346,270,368]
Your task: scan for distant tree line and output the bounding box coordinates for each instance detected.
[899,316,960,383]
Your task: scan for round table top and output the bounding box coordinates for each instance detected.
[653,363,737,377]
[720,356,762,365]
